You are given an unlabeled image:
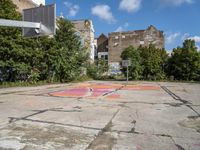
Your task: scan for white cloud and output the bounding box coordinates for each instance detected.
[181,33,200,43]
[91,5,116,23]
[115,22,130,32]
[115,26,124,32]
[64,1,80,17]
[160,0,195,6]
[166,32,181,44]
[119,0,142,12]
[69,5,79,17]
[181,33,190,40]
[188,36,200,43]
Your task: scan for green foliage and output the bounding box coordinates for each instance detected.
[87,59,109,79]
[0,0,21,37]
[121,46,143,80]
[49,18,89,82]
[167,39,200,81]
[139,45,167,80]
[0,0,26,82]
[0,0,89,84]
[120,45,167,80]
[29,68,40,83]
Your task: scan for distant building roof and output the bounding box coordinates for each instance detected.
[98,33,108,39]
[109,25,161,35]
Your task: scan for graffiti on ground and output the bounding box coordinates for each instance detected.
[49,83,160,99]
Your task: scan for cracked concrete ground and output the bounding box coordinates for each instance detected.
[0,81,200,150]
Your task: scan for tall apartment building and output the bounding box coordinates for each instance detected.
[72,19,95,62]
[12,0,45,12]
[108,25,164,72]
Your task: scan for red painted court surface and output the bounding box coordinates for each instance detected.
[49,83,160,99]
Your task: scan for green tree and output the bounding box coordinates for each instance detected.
[0,0,46,82]
[121,46,143,80]
[0,0,89,83]
[167,39,200,81]
[49,18,89,82]
[87,59,108,79]
[0,0,21,37]
[139,45,167,80]
[0,0,30,81]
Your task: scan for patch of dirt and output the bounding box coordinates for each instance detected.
[87,132,116,150]
[86,121,117,150]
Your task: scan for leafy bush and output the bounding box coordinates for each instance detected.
[87,59,108,79]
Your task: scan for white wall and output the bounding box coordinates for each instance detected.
[31,0,45,5]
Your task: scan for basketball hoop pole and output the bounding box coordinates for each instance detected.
[127,65,129,84]
[0,19,52,36]
[0,19,41,29]
[0,4,56,37]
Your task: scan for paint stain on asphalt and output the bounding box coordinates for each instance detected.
[49,83,160,99]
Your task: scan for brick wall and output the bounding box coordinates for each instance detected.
[108,25,164,63]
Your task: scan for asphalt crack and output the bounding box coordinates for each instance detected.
[161,86,200,116]
[175,144,186,150]
[102,85,125,98]
[85,108,120,150]
[8,108,81,124]
[161,86,190,104]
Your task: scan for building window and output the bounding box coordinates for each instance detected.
[114,43,118,46]
[100,55,108,60]
[105,55,108,60]
[115,36,119,40]
[140,41,144,45]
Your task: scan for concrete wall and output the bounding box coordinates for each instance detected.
[108,25,164,63]
[12,0,45,13]
[32,0,45,5]
[12,0,46,13]
[12,0,36,13]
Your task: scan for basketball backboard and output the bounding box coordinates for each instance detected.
[122,60,131,67]
[23,4,56,37]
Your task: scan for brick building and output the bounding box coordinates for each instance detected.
[108,25,164,72]
[12,0,45,12]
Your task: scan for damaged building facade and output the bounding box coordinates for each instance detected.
[72,20,96,62]
[12,0,45,12]
[105,25,164,73]
[96,34,108,60]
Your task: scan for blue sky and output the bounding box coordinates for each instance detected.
[46,0,200,51]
